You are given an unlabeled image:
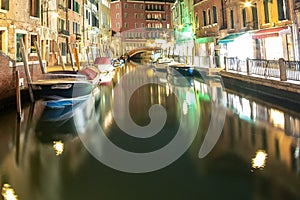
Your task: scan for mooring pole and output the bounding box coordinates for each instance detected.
[68,43,75,71]
[35,41,46,74]
[15,70,22,119]
[55,41,66,70]
[20,38,35,102]
[73,47,80,70]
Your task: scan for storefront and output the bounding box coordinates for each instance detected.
[218,32,254,59]
[252,27,293,61]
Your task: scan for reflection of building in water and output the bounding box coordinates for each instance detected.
[226,92,300,137]
[224,90,300,175]
[191,80,300,196]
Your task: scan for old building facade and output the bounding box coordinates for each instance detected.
[172,0,300,68]
[111,0,174,57]
[0,0,112,104]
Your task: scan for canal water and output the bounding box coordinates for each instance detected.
[0,61,300,200]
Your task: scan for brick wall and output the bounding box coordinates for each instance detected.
[0,52,42,109]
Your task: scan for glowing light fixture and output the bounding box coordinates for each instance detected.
[178,24,183,30]
[1,183,18,200]
[53,140,64,155]
[244,1,252,7]
[252,150,268,169]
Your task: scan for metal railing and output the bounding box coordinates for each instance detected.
[285,61,300,81]
[224,57,300,81]
[249,59,280,78]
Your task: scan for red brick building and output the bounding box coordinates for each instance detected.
[110,0,174,56]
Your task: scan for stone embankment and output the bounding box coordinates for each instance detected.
[220,70,300,105]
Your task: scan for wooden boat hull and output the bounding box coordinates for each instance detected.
[33,82,94,99]
[167,64,194,76]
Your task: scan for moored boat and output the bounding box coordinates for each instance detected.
[167,62,194,76]
[157,57,175,64]
[31,66,100,100]
[94,57,114,73]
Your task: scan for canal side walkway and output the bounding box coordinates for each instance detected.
[218,69,300,105]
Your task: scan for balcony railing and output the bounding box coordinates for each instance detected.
[145,8,165,12]
[146,18,166,21]
[58,4,67,11]
[58,29,70,36]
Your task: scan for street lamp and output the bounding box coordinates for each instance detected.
[244,1,252,7]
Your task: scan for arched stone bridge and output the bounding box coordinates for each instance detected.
[126,47,161,58]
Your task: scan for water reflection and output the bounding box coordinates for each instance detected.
[0,62,299,199]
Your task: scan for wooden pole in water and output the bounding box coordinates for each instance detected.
[68,43,75,71]
[35,41,46,74]
[86,46,90,65]
[73,47,80,70]
[55,41,66,70]
[20,38,35,102]
[15,70,22,120]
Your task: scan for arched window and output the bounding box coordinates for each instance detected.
[195,13,199,28]
[208,9,211,25]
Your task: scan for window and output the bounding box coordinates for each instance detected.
[92,14,98,27]
[30,0,39,17]
[135,23,138,28]
[30,34,37,53]
[277,0,290,20]
[60,42,66,56]
[123,3,127,8]
[242,8,246,27]
[208,9,211,25]
[230,10,234,29]
[116,4,119,9]
[116,13,119,19]
[195,14,199,28]
[73,22,80,34]
[125,23,128,28]
[141,23,145,28]
[134,4,137,9]
[252,3,258,29]
[203,10,207,26]
[134,13,138,19]
[67,20,70,31]
[264,0,270,23]
[116,23,120,28]
[73,0,79,13]
[0,30,5,52]
[0,0,9,10]
[124,13,128,18]
[141,5,144,9]
[213,6,217,23]
[16,33,25,62]
[59,18,65,31]
[68,0,71,9]
[141,13,144,19]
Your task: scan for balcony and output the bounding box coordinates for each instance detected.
[75,33,81,41]
[146,18,166,22]
[195,24,219,38]
[58,4,67,12]
[145,8,165,12]
[58,29,70,36]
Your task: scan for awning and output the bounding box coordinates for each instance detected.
[252,27,286,39]
[217,32,245,44]
[196,37,215,44]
